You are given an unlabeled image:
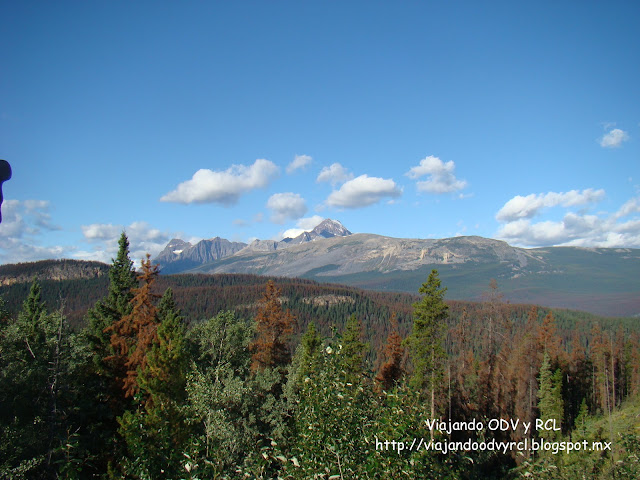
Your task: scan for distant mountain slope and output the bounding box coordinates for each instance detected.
[0,259,109,286]
[180,235,640,317]
[154,218,352,273]
[1,270,636,357]
[155,237,247,274]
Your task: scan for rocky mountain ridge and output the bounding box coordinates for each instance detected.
[0,259,109,286]
[155,218,352,273]
[150,220,640,316]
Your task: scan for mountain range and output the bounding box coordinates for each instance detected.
[153,219,640,317]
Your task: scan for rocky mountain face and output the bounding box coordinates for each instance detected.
[0,259,109,286]
[281,219,352,246]
[154,218,353,272]
[150,219,640,316]
[191,233,541,278]
[155,237,247,274]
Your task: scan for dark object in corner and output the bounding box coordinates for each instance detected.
[0,159,11,223]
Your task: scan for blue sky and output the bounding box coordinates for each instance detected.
[1,1,639,265]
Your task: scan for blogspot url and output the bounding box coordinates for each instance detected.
[375,438,612,456]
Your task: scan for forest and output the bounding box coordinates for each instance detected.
[1,232,639,479]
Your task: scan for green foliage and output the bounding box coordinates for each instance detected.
[80,234,137,472]
[184,311,257,476]
[0,282,92,478]
[139,288,187,401]
[116,287,191,479]
[340,313,368,378]
[537,351,564,441]
[85,232,136,367]
[4,243,640,479]
[286,339,377,478]
[408,269,448,414]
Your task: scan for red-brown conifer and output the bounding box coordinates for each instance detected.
[250,280,295,372]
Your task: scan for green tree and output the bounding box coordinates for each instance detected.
[408,269,448,420]
[86,232,136,372]
[286,338,376,479]
[0,281,90,479]
[537,351,564,441]
[117,288,190,479]
[184,311,257,478]
[340,313,367,379]
[82,231,137,472]
[105,254,160,399]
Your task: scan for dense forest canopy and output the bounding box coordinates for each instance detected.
[0,233,639,479]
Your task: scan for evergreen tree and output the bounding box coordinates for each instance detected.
[0,294,10,324]
[290,321,322,386]
[139,287,187,403]
[340,313,367,379]
[250,280,296,373]
[118,288,190,479]
[375,313,405,392]
[21,277,46,322]
[537,351,564,441]
[106,253,160,399]
[86,232,136,371]
[0,283,90,478]
[408,269,448,420]
[82,231,137,472]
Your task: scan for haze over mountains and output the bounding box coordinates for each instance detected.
[153,219,640,317]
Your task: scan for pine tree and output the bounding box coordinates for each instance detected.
[0,294,9,324]
[375,313,404,392]
[250,280,295,373]
[21,277,46,323]
[118,288,190,479]
[340,314,367,379]
[537,312,562,363]
[0,283,90,478]
[408,269,448,421]
[82,232,137,472]
[138,288,187,404]
[537,351,564,441]
[86,233,136,364]
[105,254,160,399]
[297,321,322,380]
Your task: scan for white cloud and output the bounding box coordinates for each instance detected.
[160,159,278,204]
[0,200,177,265]
[316,163,354,186]
[495,189,605,222]
[286,154,312,174]
[406,155,468,194]
[280,215,325,239]
[0,199,68,263]
[79,221,175,264]
[0,238,68,264]
[0,199,60,239]
[496,194,640,248]
[266,192,308,224]
[614,197,640,219]
[600,128,629,148]
[82,223,122,241]
[326,174,402,208]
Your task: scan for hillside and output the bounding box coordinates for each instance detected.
[175,234,640,317]
[1,264,636,356]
